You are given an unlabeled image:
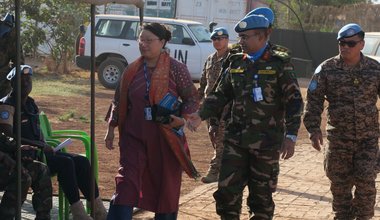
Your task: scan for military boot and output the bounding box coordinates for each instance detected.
[201,169,218,183]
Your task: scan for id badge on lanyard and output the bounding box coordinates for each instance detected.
[144,107,152,120]
[143,62,153,120]
[252,74,263,102]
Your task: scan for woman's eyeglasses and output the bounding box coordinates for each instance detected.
[137,38,160,44]
[338,40,362,48]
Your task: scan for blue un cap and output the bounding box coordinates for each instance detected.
[245,7,274,25]
[234,14,269,33]
[210,27,229,39]
[337,23,364,40]
[7,65,33,81]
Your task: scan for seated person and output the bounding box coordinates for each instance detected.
[0,66,107,220]
[0,132,52,220]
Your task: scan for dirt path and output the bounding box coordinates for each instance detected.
[35,78,316,199]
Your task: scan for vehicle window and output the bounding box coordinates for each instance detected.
[362,37,378,55]
[124,21,139,40]
[96,19,128,38]
[166,24,191,45]
[376,46,380,57]
[188,24,212,43]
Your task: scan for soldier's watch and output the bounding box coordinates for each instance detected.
[285,134,297,142]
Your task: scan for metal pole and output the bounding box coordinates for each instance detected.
[90,4,96,218]
[14,0,22,219]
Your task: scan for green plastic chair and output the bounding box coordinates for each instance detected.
[39,111,99,220]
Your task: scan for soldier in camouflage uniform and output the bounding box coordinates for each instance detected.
[198,27,231,184]
[188,14,303,220]
[303,24,380,220]
[0,132,52,220]
[0,13,24,98]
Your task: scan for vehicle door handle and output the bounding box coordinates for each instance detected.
[122,43,130,47]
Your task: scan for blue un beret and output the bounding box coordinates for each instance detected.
[245,7,274,25]
[234,14,269,33]
[210,27,229,39]
[337,23,363,40]
[7,65,33,81]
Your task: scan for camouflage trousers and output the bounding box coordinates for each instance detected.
[0,160,52,220]
[0,163,31,219]
[205,120,225,175]
[325,137,378,220]
[213,141,280,220]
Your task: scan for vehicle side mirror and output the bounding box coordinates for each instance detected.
[182,37,195,45]
[209,21,217,32]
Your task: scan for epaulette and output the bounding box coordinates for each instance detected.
[228,53,247,68]
[270,44,292,62]
[227,53,249,74]
[222,49,245,70]
[229,52,245,61]
[228,43,242,54]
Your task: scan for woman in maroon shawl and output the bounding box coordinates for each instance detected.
[104,23,199,220]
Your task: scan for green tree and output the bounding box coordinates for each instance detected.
[1,1,89,74]
[301,0,369,6]
[266,0,373,31]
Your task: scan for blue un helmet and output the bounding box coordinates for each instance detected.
[7,65,33,82]
[337,23,364,40]
[0,13,15,38]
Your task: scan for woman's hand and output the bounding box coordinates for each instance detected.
[169,115,186,129]
[105,126,115,150]
[186,112,202,132]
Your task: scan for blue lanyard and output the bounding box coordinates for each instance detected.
[248,43,268,87]
[247,43,267,62]
[143,62,150,102]
[253,74,259,87]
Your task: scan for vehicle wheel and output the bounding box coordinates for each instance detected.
[97,58,126,89]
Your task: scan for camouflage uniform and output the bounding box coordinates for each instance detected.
[0,133,52,220]
[0,27,24,98]
[303,55,380,220]
[0,151,31,220]
[199,44,303,219]
[198,50,230,181]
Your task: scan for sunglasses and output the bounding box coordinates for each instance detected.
[338,40,362,48]
[211,36,227,41]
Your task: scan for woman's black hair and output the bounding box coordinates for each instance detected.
[142,23,172,47]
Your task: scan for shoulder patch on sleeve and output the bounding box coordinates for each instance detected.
[308,80,318,92]
[0,105,15,126]
[1,111,9,119]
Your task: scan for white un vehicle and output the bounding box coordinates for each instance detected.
[75,14,215,89]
